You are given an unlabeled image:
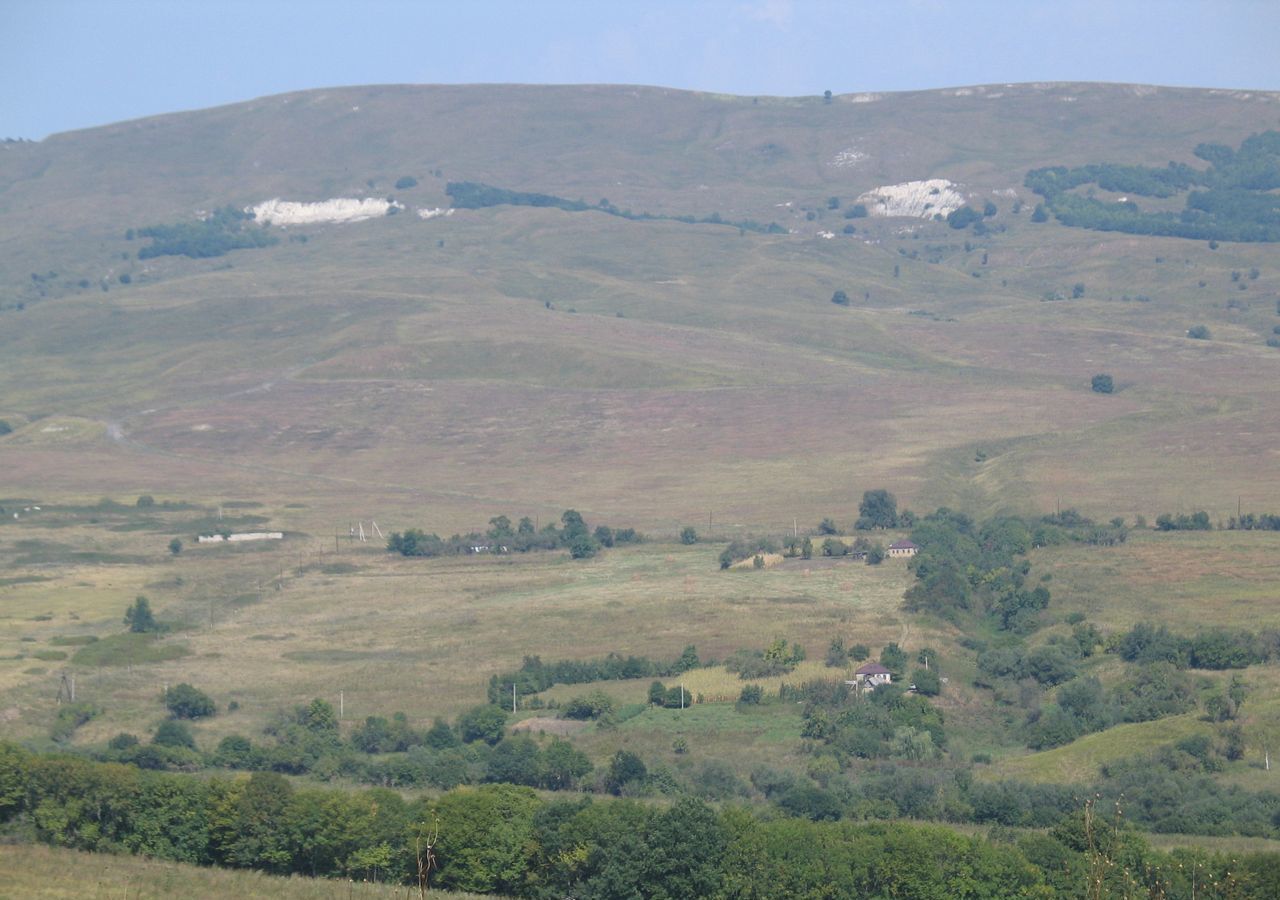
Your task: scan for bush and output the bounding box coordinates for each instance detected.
[394,176,418,189]
[457,704,508,745]
[163,683,216,719]
[153,719,195,750]
[562,690,615,720]
[1091,373,1114,394]
[947,206,982,229]
[831,290,850,306]
[680,526,698,544]
[911,667,941,696]
[1187,325,1212,340]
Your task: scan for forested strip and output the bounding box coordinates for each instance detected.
[5,743,1280,897]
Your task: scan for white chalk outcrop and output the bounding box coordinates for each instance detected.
[417,207,455,220]
[248,198,403,225]
[856,179,965,219]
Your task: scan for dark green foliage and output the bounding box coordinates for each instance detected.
[605,750,648,794]
[1091,373,1114,393]
[983,200,997,217]
[1228,511,1280,530]
[163,683,216,719]
[10,742,1280,893]
[390,509,635,558]
[1154,510,1211,530]
[831,289,850,306]
[727,638,805,678]
[136,206,278,259]
[719,535,779,568]
[911,667,941,696]
[350,712,420,753]
[457,704,508,745]
[821,537,847,557]
[561,690,615,720]
[168,536,182,555]
[1030,203,1049,222]
[153,719,196,750]
[845,203,868,218]
[946,206,982,229]
[818,517,838,534]
[488,648,694,705]
[679,525,698,544]
[856,489,899,529]
[880,642,908,679]
[1187,324,1212,339]
[394,175,418,189]
[738,683,763,705]
[446,180,783,233]
[647,681,688,708]
[123,595,158,633]
[1026,135,1280,242]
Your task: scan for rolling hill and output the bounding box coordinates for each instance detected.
[2,82,1280,535]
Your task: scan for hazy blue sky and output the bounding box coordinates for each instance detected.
[4,0,1279,139]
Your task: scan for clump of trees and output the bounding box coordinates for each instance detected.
[726,638,805,679]
[387,510,640,560]
[123,596,159,633]
[1154,511,1211,531]
[486,646,700,705]
[135,206,278,259]
[1025,132,1280,242]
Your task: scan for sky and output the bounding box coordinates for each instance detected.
[3,0,1279,139]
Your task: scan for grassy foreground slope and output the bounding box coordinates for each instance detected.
[1,83,1280,536]
[0,843,485,900]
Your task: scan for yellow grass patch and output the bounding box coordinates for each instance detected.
[679,659,842,703]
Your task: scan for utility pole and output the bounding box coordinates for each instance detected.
[340,691,344,719]
[680,683,685,710]
[512,683,517,714]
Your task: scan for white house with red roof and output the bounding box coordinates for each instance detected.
[886,539,919,558]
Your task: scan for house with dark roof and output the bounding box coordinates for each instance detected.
[847,661,892,690]
[886,539,919,558]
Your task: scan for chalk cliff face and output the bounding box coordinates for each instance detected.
[248,197,403,225]
[857,179,966,219]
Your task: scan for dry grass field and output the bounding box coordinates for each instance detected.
[0,843,489,900]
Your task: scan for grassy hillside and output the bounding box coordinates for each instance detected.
[2,83,1280,537]
[0,843,486,899]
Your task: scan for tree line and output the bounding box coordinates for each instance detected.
[1025,131,1280,242]
[7,743,1280,897]
[446,180,787,234]
[388,510,640,560]
[133,206,278,259]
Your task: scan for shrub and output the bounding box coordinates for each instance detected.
[680,526,698,544]
[911,667,941,696]
[562,690,615,720]
[153,719,196,750]
[1091,373,1114,394]
[163,683,216,719]
[1187,324,1212,340]
[394,175,418,190]
[457,704,508,745]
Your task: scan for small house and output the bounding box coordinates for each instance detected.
[848,662,892,690]
[886,539,919,558]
